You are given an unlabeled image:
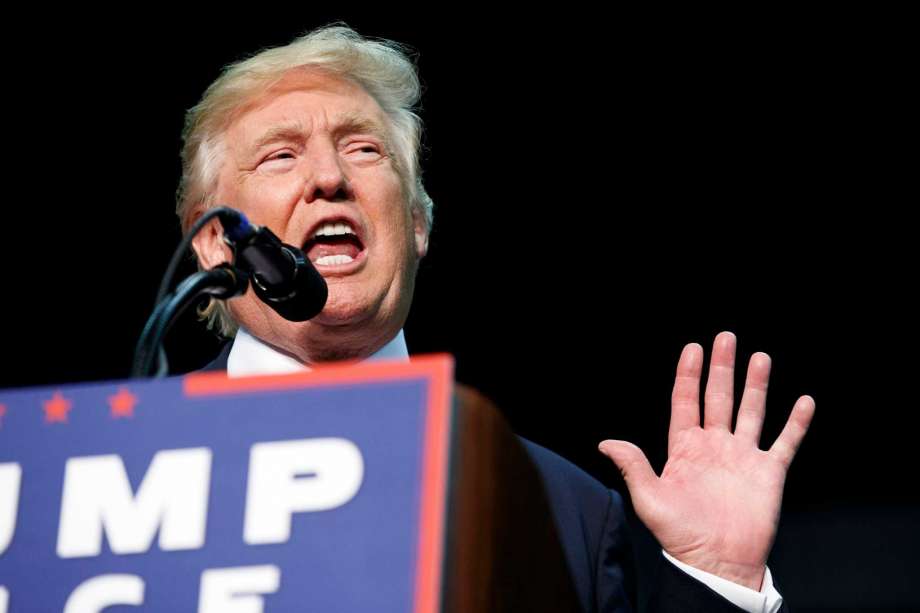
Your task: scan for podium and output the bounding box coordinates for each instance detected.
[0,355,579,612]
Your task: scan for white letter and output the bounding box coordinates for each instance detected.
[63,574,144,613]
[0,586,8,613]
[57,448,211,558]
[244,438,363,544]
[0,463,21,555]
[198,566,280,613]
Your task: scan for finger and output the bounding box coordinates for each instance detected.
[599,440,659,499]
[669,343,703,455]
[734,352,771,446]
[703,331,737,430]
[769,395,816,467]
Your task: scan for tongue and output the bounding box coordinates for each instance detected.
[306,238,361,262]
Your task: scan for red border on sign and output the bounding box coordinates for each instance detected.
[183,354,453,613]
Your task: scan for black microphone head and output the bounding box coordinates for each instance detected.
[214,206,256,243]
[248,245,328,322]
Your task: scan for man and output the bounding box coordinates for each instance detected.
[180,26,814,612]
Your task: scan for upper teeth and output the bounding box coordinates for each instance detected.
[311,222,356,239]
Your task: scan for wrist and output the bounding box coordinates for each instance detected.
[667,553,765,591]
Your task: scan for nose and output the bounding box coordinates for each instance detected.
[303,138,351,204]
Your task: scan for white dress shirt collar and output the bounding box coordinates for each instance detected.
[226,327,409,378]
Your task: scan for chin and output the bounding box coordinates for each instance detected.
[311,294,378,327]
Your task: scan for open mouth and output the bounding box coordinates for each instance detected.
[302,219,366,268]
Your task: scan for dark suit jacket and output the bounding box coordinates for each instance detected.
[201,344,786,613]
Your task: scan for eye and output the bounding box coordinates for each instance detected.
[258,151,297,171]
[345,141,384,160]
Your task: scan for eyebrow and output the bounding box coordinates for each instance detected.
[331,111,390,144]
[248,113,391,153]
[250,121,307,151]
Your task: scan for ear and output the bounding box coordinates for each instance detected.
[412,208,429,260]
[189,210,232,269]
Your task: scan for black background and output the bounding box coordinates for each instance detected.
[1,10,914,611]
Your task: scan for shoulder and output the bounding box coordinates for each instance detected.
[518,437,624,525]
[518,438,635,612]
[200,341,232,372]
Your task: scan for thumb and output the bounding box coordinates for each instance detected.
[598,440,658,496]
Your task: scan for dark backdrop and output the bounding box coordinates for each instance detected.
[1,11,913,611]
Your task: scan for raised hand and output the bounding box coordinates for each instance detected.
[599,331,815,590]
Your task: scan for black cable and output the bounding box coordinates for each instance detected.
[154,206,237,307]
[132,265,248,378]
[134,205,241,379]
[133,297,173,375]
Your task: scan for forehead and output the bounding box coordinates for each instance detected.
[226,69,388,143]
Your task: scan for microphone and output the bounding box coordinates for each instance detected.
[215,208,328,322]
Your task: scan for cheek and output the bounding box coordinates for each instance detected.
[368,180,413,239]
[228,177,304,229]
[376,212,416,265]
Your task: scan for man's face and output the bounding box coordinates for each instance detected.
[194,69,428,362]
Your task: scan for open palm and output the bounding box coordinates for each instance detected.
[599,332,815,590]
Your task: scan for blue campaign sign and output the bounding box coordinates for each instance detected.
[0,356,453,613]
